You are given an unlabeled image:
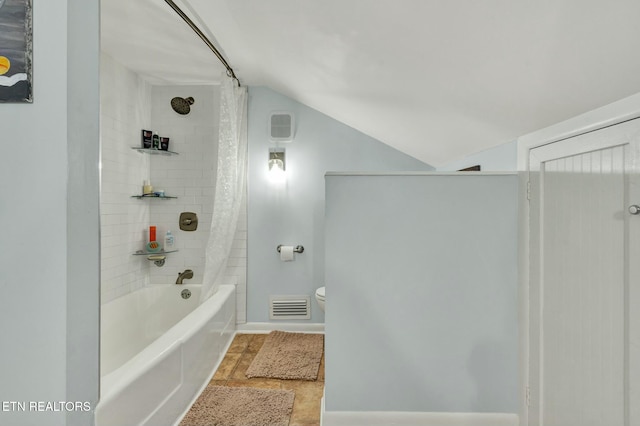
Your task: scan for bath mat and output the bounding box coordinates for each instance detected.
[246,331,324,380]
[179,386,295,426]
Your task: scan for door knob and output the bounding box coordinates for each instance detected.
[629,205,640,215]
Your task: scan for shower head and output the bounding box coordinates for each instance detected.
[170,96,195,115]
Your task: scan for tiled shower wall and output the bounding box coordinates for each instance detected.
[100,56,247,322]
[148,85,247,323]
[100,53,152,302]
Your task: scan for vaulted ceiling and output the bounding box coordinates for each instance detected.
[101,0,640,166]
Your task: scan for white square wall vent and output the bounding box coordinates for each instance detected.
[269,295,310,320]
[269,112,294,142]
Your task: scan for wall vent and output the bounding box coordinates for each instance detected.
[269,295,310,320]
[269,112,294,142]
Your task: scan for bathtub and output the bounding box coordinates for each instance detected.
[96,284,236,426]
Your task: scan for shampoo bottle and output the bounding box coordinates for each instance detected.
[164,230,174,249]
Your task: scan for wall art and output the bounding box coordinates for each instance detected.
[0,0,32,103]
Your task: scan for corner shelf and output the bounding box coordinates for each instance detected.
[133,249,179,256]
[131,147,179,156]
[133,248,179,266]
[131,194,178,200]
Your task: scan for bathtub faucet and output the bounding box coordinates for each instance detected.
[176,269,194,285]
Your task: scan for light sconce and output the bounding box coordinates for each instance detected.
[268,148,286,183]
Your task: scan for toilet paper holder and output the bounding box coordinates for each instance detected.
[277,245,304,254]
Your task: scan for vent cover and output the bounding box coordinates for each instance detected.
[269,295,310,319]
[269,112,294,142]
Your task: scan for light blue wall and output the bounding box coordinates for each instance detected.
[438,140,517,171]
[247,87,433,323]
[325,173,519,414]
[0,1,100,425]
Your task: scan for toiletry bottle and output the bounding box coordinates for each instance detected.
[164,230,174,249]
[143,180,153,195]
[147,226,160,252]
[152,133,160,149]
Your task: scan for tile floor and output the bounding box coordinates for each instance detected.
[182,333,325,426]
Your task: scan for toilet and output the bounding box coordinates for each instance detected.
[315,286,325,312]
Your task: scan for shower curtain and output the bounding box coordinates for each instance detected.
[200,75,248,302]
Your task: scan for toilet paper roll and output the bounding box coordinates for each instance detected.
[280,245,295,261]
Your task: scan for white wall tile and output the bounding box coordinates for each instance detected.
[100,53,151,303]
[147,85,246,322]
[100,67,247,321]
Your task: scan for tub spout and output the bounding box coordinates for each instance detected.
[176,269,194,285]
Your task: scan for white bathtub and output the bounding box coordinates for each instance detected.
[96,284,236,426]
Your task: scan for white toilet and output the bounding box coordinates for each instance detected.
[315,286,325,312]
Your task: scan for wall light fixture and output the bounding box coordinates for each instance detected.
[268,148,286,183]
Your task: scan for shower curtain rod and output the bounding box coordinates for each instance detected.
[163,0,241,86]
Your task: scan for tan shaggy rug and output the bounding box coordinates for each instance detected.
[179,386,295,426]
[246,331,324,380]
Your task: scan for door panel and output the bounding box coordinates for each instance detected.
[529,119,640,426]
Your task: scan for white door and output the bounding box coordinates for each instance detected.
[529,118,640,426]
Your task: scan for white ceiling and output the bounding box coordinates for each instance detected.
[101,0,640,166]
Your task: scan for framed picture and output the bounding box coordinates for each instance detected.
[0,0,32,103]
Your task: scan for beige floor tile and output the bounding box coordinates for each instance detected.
[207,379,228,387]
[229,351,256,380]
[211,352,241,380]
[247,333,267,353]
[224,379,282,390]
[226,333,251,353]
[317,354,325,382]
[281,381,324,425]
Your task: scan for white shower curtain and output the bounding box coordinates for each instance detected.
[200,75,248,302]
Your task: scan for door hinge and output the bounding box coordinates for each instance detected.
[526,386,531,406]
[526,181,531,200]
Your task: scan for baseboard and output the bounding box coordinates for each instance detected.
[321,406,519,426]
[236,322,324,333]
